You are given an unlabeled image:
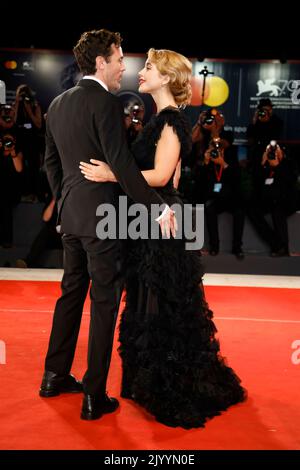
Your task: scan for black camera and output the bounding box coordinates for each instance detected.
[131,104,141,124]
[201,110,216,126]
[0,105,13,123]
[267,140,278,160]
[209,140,221,159]
[2,115,12,123]
[19,92,33,103]
[258,109,267,118]
[2,135,15,149]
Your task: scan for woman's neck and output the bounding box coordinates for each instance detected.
[152,89,177,113]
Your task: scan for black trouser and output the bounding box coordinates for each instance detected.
[247,204,288,252]
[0,201,13,245]
[44,233,123,397]
[205,197,245,252]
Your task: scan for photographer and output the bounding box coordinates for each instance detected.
[14,84,44,200]
[190,109,245,258]
[190,108,233,201]
[248,98,283,144]
[247,98,283,173]
[201,136,245,258]
[247,141,298,256]
[0,104,16,131]
[193,107,225,143]
[16,196,62,268]
[0,129,23,248]
[124,103,144,146]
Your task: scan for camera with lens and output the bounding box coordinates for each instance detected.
[267,140,278,160]
[131,104,142,124]
[209,140,222,159]
[2,135,15,149]
[0,105,13,123]
[201,109,217,126]
[2,115,12,123]
[19,92,34,103]
[257,101,272,120]
[257,109,267,118]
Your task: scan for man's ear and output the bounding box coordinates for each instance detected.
[96,56,105,71]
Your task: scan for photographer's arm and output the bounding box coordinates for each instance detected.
[42,198,56,222]
[24,101,42,129]
[192,122,203,143]
[252,110,259,125]
[80,125,180,188]
[2,137,23,172]
[203,147,228,168]
[13,96,20,124]
[213,150,228,168]
[10,149,23,172]
[192,111,209,144]
[203,148,212,165]
[261,151,268,166]
[262,144,284,167]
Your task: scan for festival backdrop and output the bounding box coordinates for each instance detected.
[1,48,300,144]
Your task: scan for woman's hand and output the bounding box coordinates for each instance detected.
[79,159,116,182]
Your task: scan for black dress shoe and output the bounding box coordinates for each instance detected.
[81,394,119,420]
[39,370,83,397]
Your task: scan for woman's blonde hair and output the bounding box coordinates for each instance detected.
[148,48,192,107]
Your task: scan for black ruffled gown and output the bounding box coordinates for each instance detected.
[119,107,246,429]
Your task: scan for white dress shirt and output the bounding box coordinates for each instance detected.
[82,75,108,91]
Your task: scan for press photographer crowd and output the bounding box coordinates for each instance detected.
[0,90,299,267]
[185,99,299,259]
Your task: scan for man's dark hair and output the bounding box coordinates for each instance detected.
[258,98,273,109]
[73,29,122,75]
[17,84,34,97]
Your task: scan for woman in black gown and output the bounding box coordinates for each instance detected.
[80,48,246,429]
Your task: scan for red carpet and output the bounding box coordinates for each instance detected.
[0,280,299,449]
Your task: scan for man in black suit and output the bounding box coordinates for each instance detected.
[39,29,172,420]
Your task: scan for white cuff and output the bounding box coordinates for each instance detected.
[155,205,170,222]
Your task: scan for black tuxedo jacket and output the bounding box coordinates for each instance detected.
[45,79,164,237]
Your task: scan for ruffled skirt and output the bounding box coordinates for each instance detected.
[118,192,246,429]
